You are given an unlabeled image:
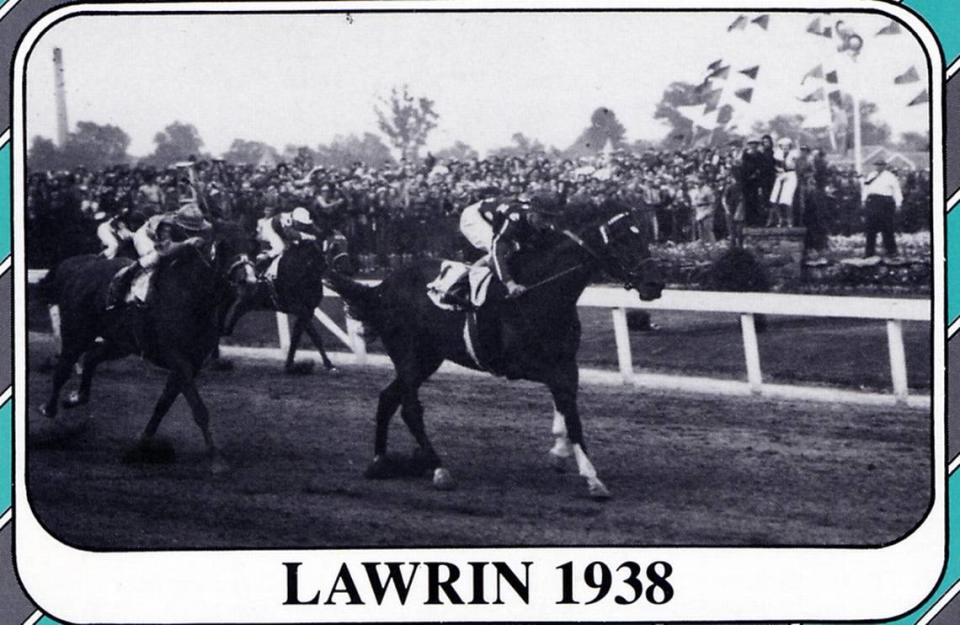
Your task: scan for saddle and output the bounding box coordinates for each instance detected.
[426,261,494,312]
[106,263,150,309]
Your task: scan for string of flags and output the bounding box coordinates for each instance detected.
[727,14,769,32]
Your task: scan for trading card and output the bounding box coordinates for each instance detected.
[0,0,956,623]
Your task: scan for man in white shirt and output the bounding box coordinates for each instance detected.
[861,160,903,258]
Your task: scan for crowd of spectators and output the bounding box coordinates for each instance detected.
[26,140,932,270]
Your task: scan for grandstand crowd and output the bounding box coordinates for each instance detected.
[26,139,932,270]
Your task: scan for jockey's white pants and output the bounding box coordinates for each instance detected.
[97,222,121,259]
[257,217,286,257]
[459,201,494,252]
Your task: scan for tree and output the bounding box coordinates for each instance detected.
[434,141,479,162]
[375,85,439,162]
[316,133,396,170]
[222,139,280,166]
[50,121,131,170]
[897,131,930,152]
[27,136,65,172]
[653,82,702,146]
[143,121,206,167]
[488,133,547,159]
[566,107,627,157]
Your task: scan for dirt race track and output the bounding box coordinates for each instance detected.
[25,335,932,551]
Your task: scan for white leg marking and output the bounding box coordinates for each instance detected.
[550,409,572,458]
[573,443,610,499]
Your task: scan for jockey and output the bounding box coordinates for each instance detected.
[459,192,555,298]
[255,206,325,279]
[106,203,212,309]
[96,209,146,259]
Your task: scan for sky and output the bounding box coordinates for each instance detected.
[25,10,931,158]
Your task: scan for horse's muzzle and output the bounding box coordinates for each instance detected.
[634,281,665,302]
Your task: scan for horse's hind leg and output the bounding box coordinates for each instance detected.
[396,354,452,489]
[547,403,574,473]
[62,341,126,409]
[548,373,610,500]
[40,346,84,419]
[283,315,312,374]
[302,317,337,371]
[364,379,403,479]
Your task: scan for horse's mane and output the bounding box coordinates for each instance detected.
[549,197,638,234]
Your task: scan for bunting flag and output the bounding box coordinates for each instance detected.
[802,64,824,84]
[708,65,731,81]
[894,66,920,85]
[703,88,724,113]
[716,105,734,126]
[798,87,825,102]
[825,70,839,84]
[751,15,770,30]
[707,59,724,72]
[821,26,833,39]
[727,15,747,31]
[876,21,902,36]
[806,17,822,35]
[739,65,760,80]
[828,89,843,106]
[908,89,930,106]
[735,87,754,103]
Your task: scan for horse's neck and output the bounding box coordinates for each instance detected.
[518,237,596,305]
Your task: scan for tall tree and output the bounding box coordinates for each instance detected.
[222,139,280,166]
[653,82,701,146]
[316,133,397,170]
[27,135,66,172]
[144,121,206,167]
[56,121,131,169]
[374,85,439,162]
[567,107,627,157]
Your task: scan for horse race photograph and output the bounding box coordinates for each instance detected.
[18,7,936,552]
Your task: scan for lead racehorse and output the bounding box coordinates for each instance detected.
[325,200,664,499]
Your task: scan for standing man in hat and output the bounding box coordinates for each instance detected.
[861,159,903,258]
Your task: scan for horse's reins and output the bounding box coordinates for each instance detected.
[519,213,633,293]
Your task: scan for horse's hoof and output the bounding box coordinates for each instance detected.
[548,452,569,473]
[285,361,315,375]
[432,468,457,491]
[39,404,56,419]
[588,481,612,501]
[61,391,88,409]
[323,366,340,375]
[364,456,392,479]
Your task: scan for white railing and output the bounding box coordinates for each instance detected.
[27,269,931,408]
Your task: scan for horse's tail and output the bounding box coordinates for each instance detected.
[323,270,383,340]
[36,265,61,305]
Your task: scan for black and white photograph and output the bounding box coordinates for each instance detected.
[20,6,937,560]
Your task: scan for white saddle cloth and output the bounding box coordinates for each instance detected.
[427,260,493,311]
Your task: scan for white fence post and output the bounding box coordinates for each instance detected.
[740,313,763,394]
[275,312,290,353]
[611,307,634,384]
[48,305,62,346]
[886,319,909,403]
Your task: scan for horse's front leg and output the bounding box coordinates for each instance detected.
[549,380,610,500]
[284,315,312,374]
[302,316,337,372]
[548,404,573,472]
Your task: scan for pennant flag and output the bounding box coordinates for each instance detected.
[821,26,833,39]
[727,15,747,31]
[798,87,824,102]
[752,15,770,30]
[717,105,734,126]
[735,88,754,103]
[802,64,824,84]
[825,70,839,84]
[828,89,843,106]
[694,80,712,95]
[707,59,724,72]
[876,21,902,36]
[894,66,920,85]
[908,89,930,106]
[739,65,760,80]
[703,88,724,113]
[708,65,731,81]
[806,17,822,35]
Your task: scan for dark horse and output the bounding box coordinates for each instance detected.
[222,237,350,374]
[325,200,664,499]
[38,241,242,471]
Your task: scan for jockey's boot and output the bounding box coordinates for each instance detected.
[105,263,140,310]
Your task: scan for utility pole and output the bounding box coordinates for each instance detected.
[53,47,69,148]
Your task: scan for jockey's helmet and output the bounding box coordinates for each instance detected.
[173,204,212,233]
[291,207,313,225]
